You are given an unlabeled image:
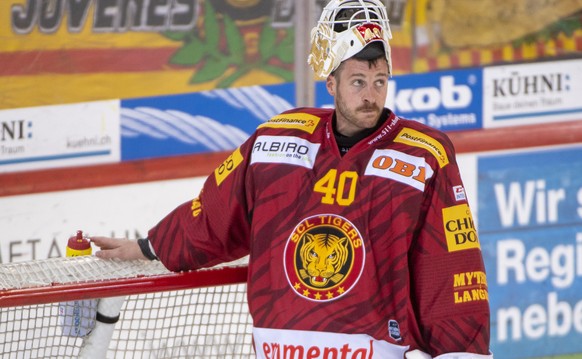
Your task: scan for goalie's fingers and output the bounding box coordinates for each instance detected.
[91,237,147,261]
[90,236,128,250]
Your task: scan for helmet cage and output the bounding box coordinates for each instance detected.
[308,0,393,78]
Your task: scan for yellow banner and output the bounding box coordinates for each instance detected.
[412,0,582,72]
[1,0,580,110]
[0,0,291,109]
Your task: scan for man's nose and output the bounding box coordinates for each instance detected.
[362,86,376,104]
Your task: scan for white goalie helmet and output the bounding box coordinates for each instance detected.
[308,0,393,78]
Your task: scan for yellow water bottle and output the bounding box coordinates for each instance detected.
[66,230,92,257]
[59,230,97,337]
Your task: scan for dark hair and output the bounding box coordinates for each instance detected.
[331,43,387,79]
[353,41,384,61]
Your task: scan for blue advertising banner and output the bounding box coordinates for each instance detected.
[478,145,582,358]
[316,67,483,132]
[387,68,483,131]
[120,85,294,161]
[121,67,484,162]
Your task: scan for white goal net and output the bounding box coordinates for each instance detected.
[0,256,253,358]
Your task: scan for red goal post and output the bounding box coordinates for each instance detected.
[0,256,251,358]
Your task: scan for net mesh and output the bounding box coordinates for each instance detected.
[0,257,171,289]
[0,257,253,358]
[111,285,252,358]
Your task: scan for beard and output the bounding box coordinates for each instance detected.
[335,91,381,135]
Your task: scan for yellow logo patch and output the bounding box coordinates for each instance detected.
[442,204,480,252]
[258,113,320,134]
[452,271,489,304]
[283,214,365,302]
[394,128,449,168]
[214,148,243,186]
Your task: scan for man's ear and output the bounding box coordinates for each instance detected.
[326,74,336,96]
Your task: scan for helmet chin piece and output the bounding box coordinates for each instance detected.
[308,0,393,78]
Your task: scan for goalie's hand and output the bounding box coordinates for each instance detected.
[91,237,147,261]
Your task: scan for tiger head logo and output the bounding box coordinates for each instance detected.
[299,233,349,288]
[284,214,366,302]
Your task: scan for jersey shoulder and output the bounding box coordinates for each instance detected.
[392,116,456,169]
[256,107,332,137]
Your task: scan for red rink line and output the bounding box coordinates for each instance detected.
[0,47,180,75]
[0,120,581,197]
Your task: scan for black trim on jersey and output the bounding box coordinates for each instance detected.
[333,108,390,156]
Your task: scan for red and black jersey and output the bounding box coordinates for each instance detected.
[148,108,491,358]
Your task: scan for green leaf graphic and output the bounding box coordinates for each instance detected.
[170,38,206,66]
[190,59,230,84]
[276,30,295,64]
[203,2,221,56]
[217,65,252,88]
[224,14,244,64]
[162,31,190,41]
[259,24,277,61]
[162,2,297,85]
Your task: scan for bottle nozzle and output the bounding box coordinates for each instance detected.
[67,230,91,256]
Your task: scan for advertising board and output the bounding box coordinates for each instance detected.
[478,145,582,358]
[0,100,120,173]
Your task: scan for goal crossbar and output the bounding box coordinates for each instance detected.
[0,257,248,308]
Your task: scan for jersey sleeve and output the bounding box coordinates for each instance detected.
[146,136,256,272]
[408,134,491,357]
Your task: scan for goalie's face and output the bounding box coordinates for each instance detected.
[326,57,389,137]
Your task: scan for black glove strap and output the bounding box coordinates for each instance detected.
[137,238,158,261]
